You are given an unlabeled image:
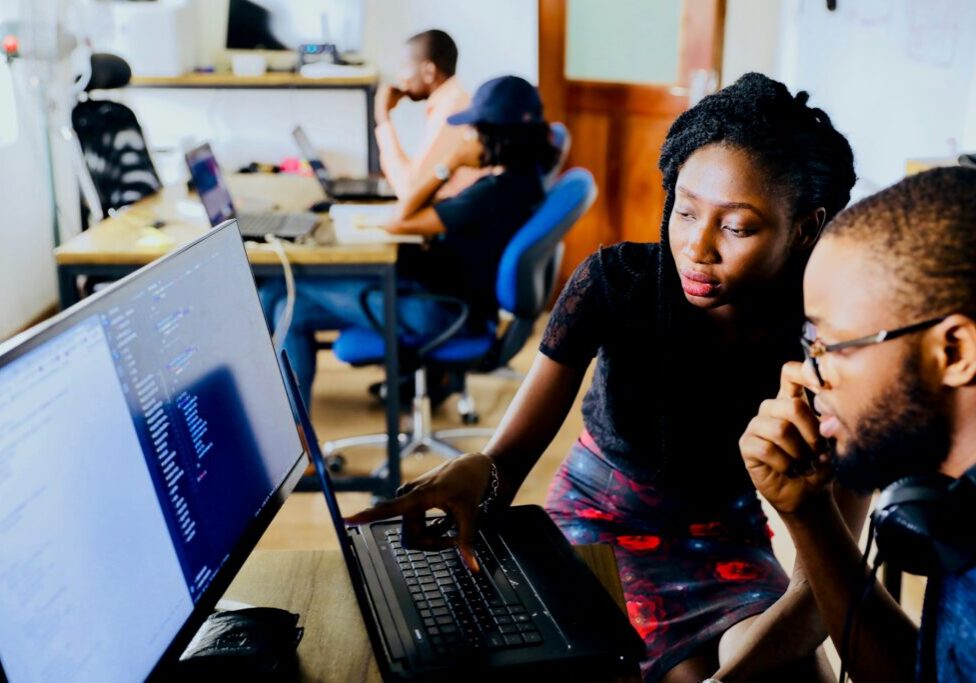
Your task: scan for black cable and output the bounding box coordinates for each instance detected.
[838,517,879,683]
[845,556,884,683]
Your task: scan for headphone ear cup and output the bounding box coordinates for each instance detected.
[873,474,974,577]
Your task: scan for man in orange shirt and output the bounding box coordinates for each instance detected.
[374,29,482,199]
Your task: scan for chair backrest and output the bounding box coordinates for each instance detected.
[486,168,596,368]
[71,54,161,215]
[85,53,133,92]
[72,100,162,215]
[542,122,572,190]
[497,167,596,318]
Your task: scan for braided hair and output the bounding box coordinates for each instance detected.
[653,72,856,477]
[657,72,856,326]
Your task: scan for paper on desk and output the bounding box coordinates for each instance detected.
[135,226,176,248]
[329,204,423,244]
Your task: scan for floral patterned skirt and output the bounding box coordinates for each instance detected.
[544,433,790,682]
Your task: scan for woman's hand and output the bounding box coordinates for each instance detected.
[739,362,833,515]
[345,453,495,571]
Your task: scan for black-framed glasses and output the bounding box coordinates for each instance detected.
[800,316,947,386]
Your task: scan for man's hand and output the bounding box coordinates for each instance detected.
[375,85,406,124]
[739,362,833,515]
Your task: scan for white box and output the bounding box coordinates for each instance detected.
[106,1,194,78]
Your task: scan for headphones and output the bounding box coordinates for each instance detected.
[871,464,976,577]
[836,464,976,683]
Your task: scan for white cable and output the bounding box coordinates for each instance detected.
[267,233,296,352]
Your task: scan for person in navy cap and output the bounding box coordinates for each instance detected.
[261,76,559,408]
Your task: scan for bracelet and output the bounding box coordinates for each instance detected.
[478,460,500,515]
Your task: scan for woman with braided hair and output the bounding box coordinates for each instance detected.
[349,73,862,682]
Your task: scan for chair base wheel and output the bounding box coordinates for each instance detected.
[461,412,480,425]
[327,453,346,473]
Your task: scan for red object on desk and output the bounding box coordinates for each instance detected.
[2,34,19,57]
[279,156,313,176]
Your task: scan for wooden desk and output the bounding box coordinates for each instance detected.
[128,71,380,173]
[223,546,641,683]
[131,72,377,89]
[54,174,402,498]
[54,175,396,273]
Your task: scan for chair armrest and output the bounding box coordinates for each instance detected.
[356,286,471,358]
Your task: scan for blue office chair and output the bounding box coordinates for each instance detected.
[543,122,572,190]
[323,168,597,473]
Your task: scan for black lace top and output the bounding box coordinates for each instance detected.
[540,242,803,511]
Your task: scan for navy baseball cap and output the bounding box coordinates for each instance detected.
[447,76,544,126]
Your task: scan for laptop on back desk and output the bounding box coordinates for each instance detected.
[292,125,396,201]
[185,142,319,240]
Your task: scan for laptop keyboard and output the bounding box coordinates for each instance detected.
[239,213,317,237]
[239,214,285,234]
[384,527,544,655]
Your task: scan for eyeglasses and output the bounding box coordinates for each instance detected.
[800,316,947,387]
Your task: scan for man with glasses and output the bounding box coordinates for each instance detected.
[737,167,976,683]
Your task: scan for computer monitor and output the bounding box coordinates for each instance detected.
[186,143,237,227]
[226,0,290,50]
[0,221,307,682]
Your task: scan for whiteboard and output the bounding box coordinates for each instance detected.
[776,0,976,197]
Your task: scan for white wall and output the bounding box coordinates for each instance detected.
[0,0,77,338]
[777,0,976,198]
[113,0,537,175]
[723,0,976,199]
[0,60,59,339]
[721,0,783,86]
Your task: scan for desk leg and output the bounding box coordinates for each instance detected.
[366,85,379,175]
[382,265,401,498]
[57,267,81,309]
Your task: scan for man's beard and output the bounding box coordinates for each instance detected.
[831,353,951,494]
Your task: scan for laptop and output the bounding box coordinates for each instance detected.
[292,125,396,201]
[0,221,307,682]
[279,354,645,681]
[185,142,319,240]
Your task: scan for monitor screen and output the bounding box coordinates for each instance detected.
[0,223,305,682]
[226,0,318,51]
[186,143,236,227]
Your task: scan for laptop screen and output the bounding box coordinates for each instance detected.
[0,223,305,682]
[291,125,332,189]
[186,143,237,226]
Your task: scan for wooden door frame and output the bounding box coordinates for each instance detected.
[538,0,726,279]
[539,0,726,121]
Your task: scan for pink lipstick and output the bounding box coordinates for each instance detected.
[679,270,720,297]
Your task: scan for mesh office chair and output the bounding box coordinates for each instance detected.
[71,53,161,221]
[322,168,597,476]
